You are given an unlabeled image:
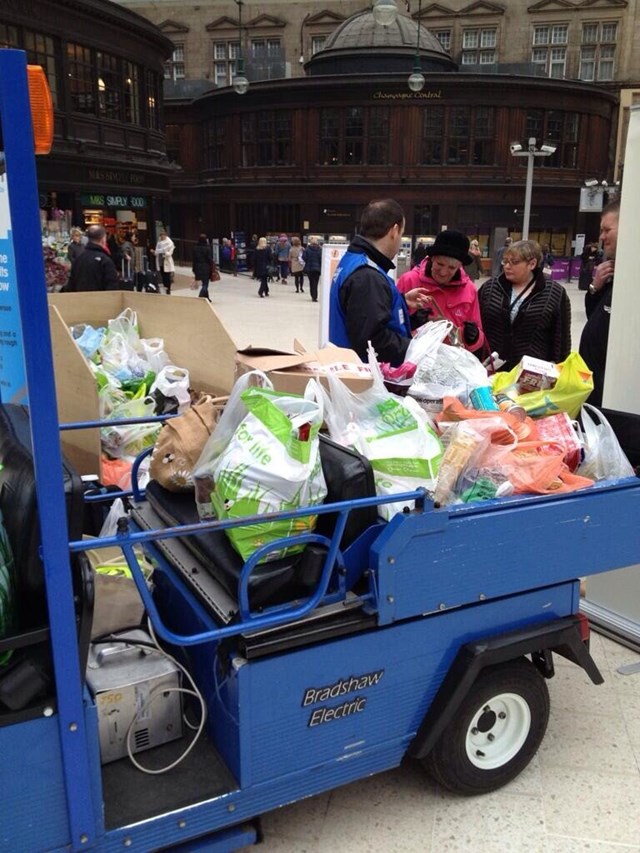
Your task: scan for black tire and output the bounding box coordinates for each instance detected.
[423,657,550,795]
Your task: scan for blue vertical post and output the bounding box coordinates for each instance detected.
[0,51,97,848]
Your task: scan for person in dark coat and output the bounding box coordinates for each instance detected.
[67,228,85,264]
[328,198,428,365]
[578,241,603,291]
[192,234,214,300]
[253,237,271,297]
[303,237,322,302]
[579,201,618,406]
[65,224,119,292]
[478,239,571,371]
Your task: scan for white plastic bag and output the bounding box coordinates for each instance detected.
[193,370,272,514]
[140,338,171,373]
[324,344,443,520]
[404,319,453,369]
[410,343,489,407]
[106,308,139,348]
[577,404,635,481]
[149,365,191,413]
[194,372,327,562]
[99,498,130,538]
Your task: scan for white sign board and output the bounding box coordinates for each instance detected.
[579,187,604,213]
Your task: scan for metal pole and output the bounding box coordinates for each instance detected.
[522,149,534,240]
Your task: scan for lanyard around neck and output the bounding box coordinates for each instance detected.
[510,276,535,312]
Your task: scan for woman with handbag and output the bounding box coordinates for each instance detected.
[192,234,213,301]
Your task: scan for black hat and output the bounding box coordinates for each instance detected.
[426,230,472,265]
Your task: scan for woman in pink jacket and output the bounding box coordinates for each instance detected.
[397,230,486,355]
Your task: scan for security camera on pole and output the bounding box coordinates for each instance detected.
[509,137,556,240]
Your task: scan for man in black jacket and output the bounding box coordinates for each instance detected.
[66,225,118,292]
[579,200,618,407]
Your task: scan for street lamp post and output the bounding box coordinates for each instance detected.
[509,137,556,240]
[407,0,425,92]
[232,0,249,95]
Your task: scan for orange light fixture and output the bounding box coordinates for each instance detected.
[26,64,54,155]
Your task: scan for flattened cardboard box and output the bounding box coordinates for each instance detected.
[49,291,238,478]
[235,340,372,395]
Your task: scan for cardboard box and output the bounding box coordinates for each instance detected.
[235,340,373,395]
[49,292,238,477]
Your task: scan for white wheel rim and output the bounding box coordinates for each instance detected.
[465,692,531,770]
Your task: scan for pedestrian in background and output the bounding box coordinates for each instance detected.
[152,230,176,294]
[492,236,512,278]
[276,234,291,282]
[67,227,85,264]
[253,237,271,298]
[464,238,483,281]
[290,236,305,293]
[65,225,118,292]
[303,237,322,302]
[192,233,213,301]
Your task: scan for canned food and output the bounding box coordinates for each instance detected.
[495,392,527,422]
[469,386,500,411]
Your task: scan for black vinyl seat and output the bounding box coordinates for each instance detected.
[143,434,378,610]
[0,404,93,718]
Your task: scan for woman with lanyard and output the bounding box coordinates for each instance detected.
[478,239,571,371]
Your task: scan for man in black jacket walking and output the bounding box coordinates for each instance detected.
[66,225,118,292]
[579,200,618,407]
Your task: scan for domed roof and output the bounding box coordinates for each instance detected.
[306,9,457,76]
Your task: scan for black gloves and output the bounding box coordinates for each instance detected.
[463,321,479,345]
[410,307,433,331]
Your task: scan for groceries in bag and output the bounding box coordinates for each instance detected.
[323,344,443,520]
[193,372,327,562]
[491,351,593,419]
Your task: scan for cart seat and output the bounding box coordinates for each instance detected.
[0,404,93,718]
[142,434,378,610]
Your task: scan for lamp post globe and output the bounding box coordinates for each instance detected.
[233,74,249,95]
[372,0,399,27]
[408,70,425,92]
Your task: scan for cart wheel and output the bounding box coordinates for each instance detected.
[423,657,550,795]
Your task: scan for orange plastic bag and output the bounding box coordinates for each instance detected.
[437,396,537,443]
[488,441,594,495]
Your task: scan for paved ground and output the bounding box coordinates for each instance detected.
[171,265,640,853]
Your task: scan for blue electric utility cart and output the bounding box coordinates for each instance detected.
[1,50,640,853]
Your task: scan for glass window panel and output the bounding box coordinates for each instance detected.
[463,30,479,49]
[311,36,326,54]
[532,48,547,64]
[424,107,444,136]
[123,62,140,124]
[435,30,451,50]
[598,59,614,80]
[551,25,568,44]
[600,45,615,59]
[345,107,363,137]
[23,30,58,107]
[67,42,95,114]
[579,55,595,81]
[533,27,549,45]
[582,23,598,43]
[601,22,617,42]
[0,24,19,47]
[480,29,496,48]
[214,43,227,60]
[480,51,495,64]
[461,52,477,64]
